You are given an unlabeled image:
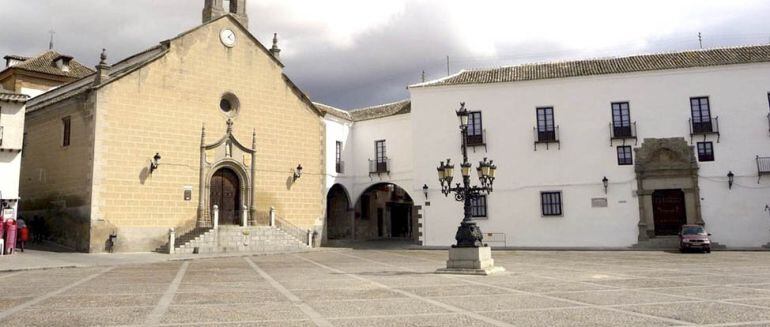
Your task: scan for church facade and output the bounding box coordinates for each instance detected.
[21,3,325,252]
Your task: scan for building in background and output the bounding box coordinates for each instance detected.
[1,51,92,98]
[0,89,29,221]
[322,45,770,249]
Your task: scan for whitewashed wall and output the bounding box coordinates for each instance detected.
[348,114,414,203]
[410,63,770,248]
[324,115,354,200]
[0,100,26,216]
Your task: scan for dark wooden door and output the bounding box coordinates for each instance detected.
[389,203,411,238]
[211,168,240,225]
[652,189,686,236]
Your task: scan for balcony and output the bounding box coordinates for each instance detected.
[533,125,560,150]
[369,157,390,177]
[335,161,345,174]
[609,122,637,146]
[757,156,770,183]
[689,116,720,143]
[463,129,487,152]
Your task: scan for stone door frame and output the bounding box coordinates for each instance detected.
[635,138,703,241]
[197,119,257,227]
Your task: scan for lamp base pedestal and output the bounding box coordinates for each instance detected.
[435,246,505,276]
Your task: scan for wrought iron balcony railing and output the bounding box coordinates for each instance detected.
[463,129,487,152]
[689,116,720,143]
[369,157,390,176]
[335,161,345,174]
[757,156,770,183]
[609,122,638,146]
[533,125,560,150]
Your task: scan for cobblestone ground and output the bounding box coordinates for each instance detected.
[2,250,770,326]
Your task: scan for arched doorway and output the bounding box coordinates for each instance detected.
[210,167,241,225]
[354,183,415,242]
[326,184,352,240]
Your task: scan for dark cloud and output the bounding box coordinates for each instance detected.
[1,1,769,109]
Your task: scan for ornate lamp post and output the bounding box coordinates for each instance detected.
[436,103,504,275]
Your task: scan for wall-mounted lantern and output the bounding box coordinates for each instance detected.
[149,153,161,174]
[422,184,429,200]
[602,176,609,194]
[293,164,303,182]
[727,171,735,190]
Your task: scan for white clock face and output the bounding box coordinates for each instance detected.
[220,29,236,47]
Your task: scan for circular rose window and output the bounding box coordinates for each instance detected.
[220,93,240,117]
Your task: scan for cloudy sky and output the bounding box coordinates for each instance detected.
[1,0,769,109]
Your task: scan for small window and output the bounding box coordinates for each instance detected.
[697,142,714,162]
[541,191,562,216]
[62,116,71,147]
[219,93,240,117]
[470,195,487,218]
[466,111,483,145]
[375,140,386,163]
[335,141,342,173]
[617,146,633,165]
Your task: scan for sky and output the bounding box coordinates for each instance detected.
[1,0,769,109]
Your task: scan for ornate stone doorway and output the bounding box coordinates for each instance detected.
[210,168,241,225]
[652,189,687,236]
[635,138,703,241]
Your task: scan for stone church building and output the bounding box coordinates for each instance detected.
[21,1,325,252]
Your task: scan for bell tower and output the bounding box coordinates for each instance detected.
[202,0,226,24]
[228,0,249,28]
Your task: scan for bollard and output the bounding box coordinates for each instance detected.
[213,205,219,230]
[242,205,248,227]
[307,230,313,248]
[168,228,176,254]
[269,207,275,227]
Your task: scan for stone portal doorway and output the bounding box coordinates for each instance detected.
[210,168,241,225]
[652,189,687,236]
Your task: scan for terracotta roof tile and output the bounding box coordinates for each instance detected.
[412,45,770,88]
[6,50,93,79]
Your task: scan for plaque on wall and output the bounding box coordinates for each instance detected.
[591,198,608,208]
[184,186,193,201]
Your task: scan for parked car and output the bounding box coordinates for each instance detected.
[679,225,711,253]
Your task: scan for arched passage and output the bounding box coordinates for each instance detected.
[353,183,415,242]
[326,184,352,240]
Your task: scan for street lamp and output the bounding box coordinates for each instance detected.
[436,102,497,248]
[602,176,609,194]
[727,171,734,190]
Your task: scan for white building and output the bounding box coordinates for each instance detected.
[321,44,770,249]
[0,89,29,220]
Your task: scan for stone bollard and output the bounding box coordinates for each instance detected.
[242,205,248,227]
[213,205,219,230]
[269,207,275,227]
[168,228,176,254]
[307,230,313,248]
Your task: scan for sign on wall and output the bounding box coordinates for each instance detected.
[591,198,608,208]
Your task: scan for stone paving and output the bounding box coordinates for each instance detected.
[1,249,770,326]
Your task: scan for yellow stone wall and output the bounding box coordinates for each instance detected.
[20,97,96,251]
[90,17,324,251]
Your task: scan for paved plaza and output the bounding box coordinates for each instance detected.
[2,249,770,326]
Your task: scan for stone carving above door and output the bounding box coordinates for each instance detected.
[635,138,697,174]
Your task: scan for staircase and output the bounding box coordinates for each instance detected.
[162,226,309,254]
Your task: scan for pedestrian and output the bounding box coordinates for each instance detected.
[17,217,28,252]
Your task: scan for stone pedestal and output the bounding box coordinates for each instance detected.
[435,246,505,275]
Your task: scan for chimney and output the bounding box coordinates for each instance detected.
[54,55,73,73]
[270,33,281,60]
[202,0,226,24]
[94,49,111,85]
